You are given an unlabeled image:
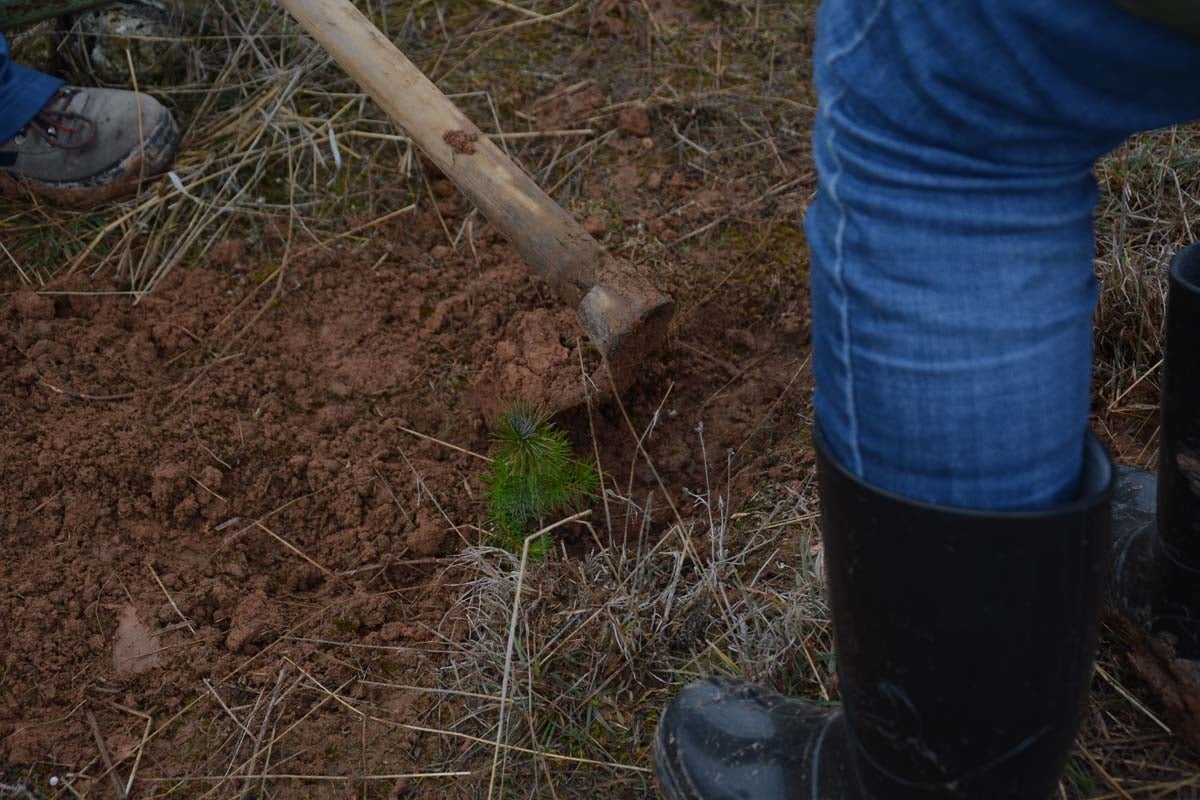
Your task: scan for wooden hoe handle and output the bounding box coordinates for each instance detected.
[275,0,674,364]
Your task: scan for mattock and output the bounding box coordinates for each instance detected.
[276,0,675,381]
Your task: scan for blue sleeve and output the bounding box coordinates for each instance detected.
[0,32,65,143]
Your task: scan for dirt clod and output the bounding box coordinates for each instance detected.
[442,129,479,155]
[225,589,272,652]
[613,163,642,197]
[209,239,247,270]
[474,307,587,421]
[617,106,652,137]
[531,82,605,130]
[407,508,447,557]
[112,606,161,675]
[11,291,53,321]
[583,215,607,237]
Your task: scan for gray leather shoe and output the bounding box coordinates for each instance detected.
[0,85,179,208]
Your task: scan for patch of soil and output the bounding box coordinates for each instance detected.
[529,81,606,130]
[111,606,161,676]
[0,191,809,792]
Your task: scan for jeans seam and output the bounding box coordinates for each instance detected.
[825,0,889,66]
[821,86,863,476]
[818,0,888,477]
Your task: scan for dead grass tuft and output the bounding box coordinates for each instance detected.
[444,427,829,796]
[1094,127,1200,466]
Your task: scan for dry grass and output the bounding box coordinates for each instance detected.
[443,462,830,796]
[1094,127,1200,467]
[2,1,1199,798]
[0,0,641,296]
[1084,127,1200,800]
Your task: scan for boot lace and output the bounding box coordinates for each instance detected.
[22,88,97,150]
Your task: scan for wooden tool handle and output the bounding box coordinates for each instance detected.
[276,0,604,305]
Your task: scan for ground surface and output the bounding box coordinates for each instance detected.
[1,1,1198,798]
[1,218,804,798]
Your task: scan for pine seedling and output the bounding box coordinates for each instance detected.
[484,403,598,557]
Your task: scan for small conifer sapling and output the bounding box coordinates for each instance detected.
[483,404,597,556]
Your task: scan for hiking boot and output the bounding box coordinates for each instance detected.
[655,430,1113,799]
[0,85,179,208]
[1109,244,1200,657]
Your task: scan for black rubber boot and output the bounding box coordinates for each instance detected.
[654,431,1113,800]
[1110,244,1200,658]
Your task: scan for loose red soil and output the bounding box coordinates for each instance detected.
[1,183,809,794]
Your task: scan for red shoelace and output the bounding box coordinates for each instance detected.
[25,88,98,150]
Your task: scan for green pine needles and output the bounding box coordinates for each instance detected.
[484,404,598,557]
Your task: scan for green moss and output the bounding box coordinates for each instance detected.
[376,659,403,677]
[246,262,278,286]
[1,214,111,282]
[715,221,808,284]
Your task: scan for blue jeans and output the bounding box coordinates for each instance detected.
[0,33,63,143]
[806,0,1200,511]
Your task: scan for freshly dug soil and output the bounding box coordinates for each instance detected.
[1,205,809,793]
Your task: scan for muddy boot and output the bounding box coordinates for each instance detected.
[1108,244,1200,748]
[0,84,178,208]
[654,431,1113,799]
